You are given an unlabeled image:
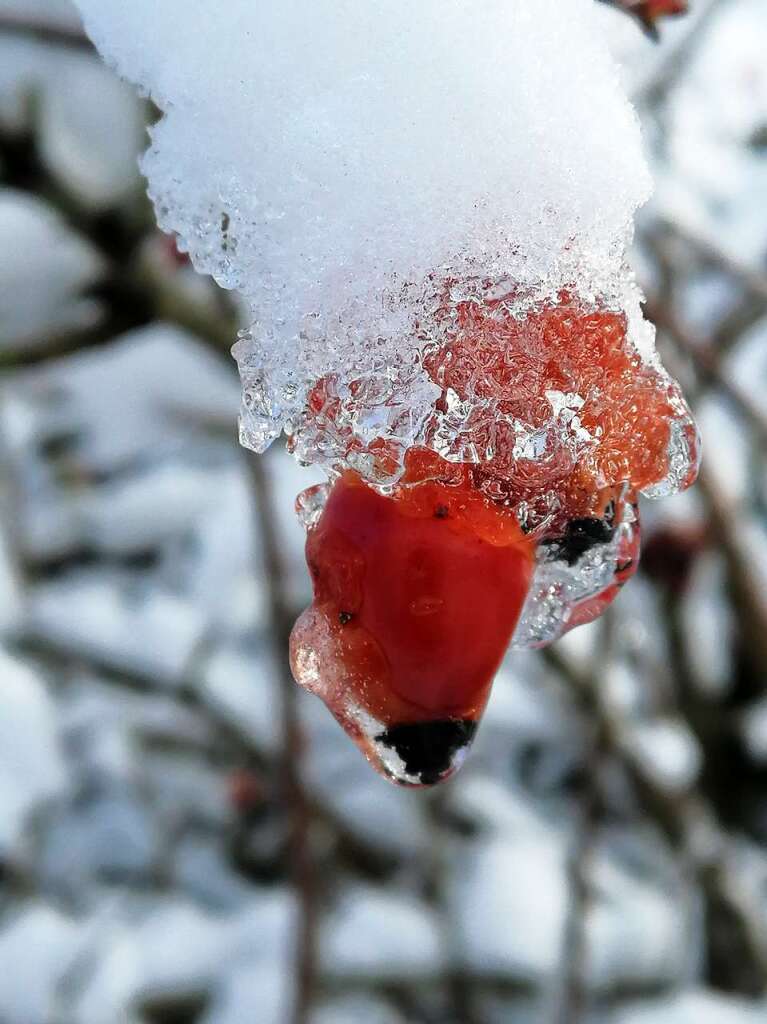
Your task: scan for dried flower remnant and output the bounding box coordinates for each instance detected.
[75,0,699,785]
[598,0,690,38]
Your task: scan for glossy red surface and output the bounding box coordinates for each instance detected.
[296,473,535,725]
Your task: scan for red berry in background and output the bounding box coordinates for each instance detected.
[227,769,266,813]
[160,232,191,268]
[636,0,689,22]
[291,472,535,786]
[641,523,708,595]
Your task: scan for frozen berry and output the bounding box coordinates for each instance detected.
[291,472,535,785]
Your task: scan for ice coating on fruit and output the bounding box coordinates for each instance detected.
[297,291,698,525]
[294,292,696,655]
[512,490,642,648]
[291,288,698,785]
[290,473,535,786]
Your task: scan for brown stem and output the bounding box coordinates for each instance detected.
[543,646,767,993]
[0,13,92,50]
[555,724,602,1024]
[637,0,726,108]
[247,452,318,1024]
[645,296,767,450]
[695,466,767,679]
[654,222,767,305]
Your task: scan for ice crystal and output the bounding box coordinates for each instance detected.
[75,0,656,466]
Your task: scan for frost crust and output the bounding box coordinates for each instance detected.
[75,0,653,458]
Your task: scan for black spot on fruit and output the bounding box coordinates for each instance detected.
[376,719,477,785]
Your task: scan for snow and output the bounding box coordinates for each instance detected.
[695,395,750,502]
[71,464,224,557]
[320,885,444,979]
[0,903,82,1024]
[585,849,694,992]
[740,697,767,763]
[197,892,296,1024]
[132,900,228,998]
[59,675,213,785]
[11,323,238,473]
[681,554,735,698]
[39,785,158,898]
[0,649,69,856]
[311,996,406,1024]
[74,0,652,456]
[37,55,144,211]
[173,837,257,912]
[71,890,296,1023]
[0,524,22,634]
[200,964,292,1024]
[0,190,104,347]
[1,3,766,1021]
[623,718,703,795]
[70,918,145,1024]
[451,835,568,980]
[444,774,558,838]
[199,644,280,753]
[0,0,79,29]
[613,990,767,1024]
[662,0,767,263]
[25,572,208,686]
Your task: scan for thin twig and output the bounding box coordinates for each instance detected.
[645,296,767,450]
[0,13,92,51]
[554,613,616,1024]
[636,0,727,109]
[696,466,767,678]
[654,221,767,305]
[555,722,603,1024]
[247,451,319,1024]
[543,646,767,992]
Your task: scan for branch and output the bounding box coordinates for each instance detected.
[695,467,767,679]
[654,221,767,306]
[0,13,92,51]
[644,296,767,451]
[0,111,238,368]
[247,452,319,1024]
[543,647,767,993]
[636,0,728,108]
[555,709,605,1023]
[643,291,767,679]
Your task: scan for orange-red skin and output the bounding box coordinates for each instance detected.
[294,473,535,728]
[291,294,696,782]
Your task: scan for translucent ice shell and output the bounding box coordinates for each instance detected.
[290,293,699,787]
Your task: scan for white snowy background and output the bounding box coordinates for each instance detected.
[0,2,767,1023]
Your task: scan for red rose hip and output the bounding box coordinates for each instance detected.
[290,472,535,786]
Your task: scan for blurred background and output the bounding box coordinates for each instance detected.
[0,1,766,1022]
